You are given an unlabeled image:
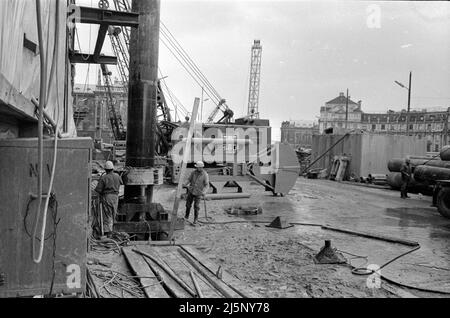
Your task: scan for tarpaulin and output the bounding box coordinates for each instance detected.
[0,0,77,136]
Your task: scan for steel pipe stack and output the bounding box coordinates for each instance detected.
[387,158,446,172]
[413,165,450,184]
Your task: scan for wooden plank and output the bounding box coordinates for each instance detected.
[382,283,418,298]
[181,246,262,298]
[152,246,222,298]
[168,98,200,239]
[122,247,169,298]
[0,73,37,121]
[178,248,241,298]
[135,246,191,298]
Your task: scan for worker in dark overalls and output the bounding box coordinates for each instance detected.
[184,161,209,224]
[400,157,412,199]
[95,161,123,236]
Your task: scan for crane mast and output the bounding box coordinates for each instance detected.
[247,40,262,119]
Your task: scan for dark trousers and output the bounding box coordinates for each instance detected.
[185,192,201,220]
[400,179,409,198]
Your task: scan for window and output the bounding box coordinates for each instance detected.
[371,124,376,131]
[381,124,385,130]
[428,124,432,130]
[409,124,414,130]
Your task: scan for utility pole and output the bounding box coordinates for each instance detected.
[345,89,349,130]
[406,71,412,135]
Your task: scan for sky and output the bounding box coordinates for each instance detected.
[75,0,450,141]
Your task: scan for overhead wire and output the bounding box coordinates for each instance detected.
[159,37,220,106]
[159,23,223,102]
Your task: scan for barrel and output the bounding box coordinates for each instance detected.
[413,165,450,183]
[440,145,450,161]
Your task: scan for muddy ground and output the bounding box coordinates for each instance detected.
[151,177,450,298]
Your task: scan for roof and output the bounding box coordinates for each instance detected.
[326,94,359,105]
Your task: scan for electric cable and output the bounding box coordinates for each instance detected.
[32,0,61,263]
[32,0,46,264]
[160,23,223,102]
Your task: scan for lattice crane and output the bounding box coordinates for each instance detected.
[247,40,262,119]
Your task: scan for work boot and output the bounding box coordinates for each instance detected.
[193,218,198,224]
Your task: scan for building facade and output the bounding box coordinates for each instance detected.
[360,109,450,152]
[318,92,363,133]
[73,79,127,144]
[318,92,450,152]
[280,120,319,149]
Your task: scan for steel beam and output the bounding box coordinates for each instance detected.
[78,6,139,27]
[93,24,109,62]
[69,53,117,64]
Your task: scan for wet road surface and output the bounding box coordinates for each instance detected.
[250,178,450,294]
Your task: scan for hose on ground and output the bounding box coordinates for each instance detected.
[197,217,450,295]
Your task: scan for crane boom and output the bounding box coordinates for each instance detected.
[247,40,262,119]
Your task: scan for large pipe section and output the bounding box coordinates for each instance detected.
[386,172,432,195]
[414,165,450,183]
[388,158,450,172]
[125,0,160,203]
[440,145,450,161]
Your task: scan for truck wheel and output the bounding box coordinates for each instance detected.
[436,188,450,218]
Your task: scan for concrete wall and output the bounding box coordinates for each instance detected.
[311,133,427,178]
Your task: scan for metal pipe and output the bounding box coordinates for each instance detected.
[205,193,251,200]
[190,271,203,298]
[132,248,196,297]
[414,165,450,183]
[178,248,234,298]
[125,0,160,203]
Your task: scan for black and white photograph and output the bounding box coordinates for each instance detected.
[0,0,449,306]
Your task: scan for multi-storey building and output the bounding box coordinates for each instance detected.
[318,92,363,133]
[280,120,319,149]
[317,92,450,152]
[72,79,127,144]
[361,109,450,152]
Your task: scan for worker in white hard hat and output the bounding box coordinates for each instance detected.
[95,161,123,237]
[183,161,209,224]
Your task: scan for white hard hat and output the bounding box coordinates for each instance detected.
[194,161,204,168]
[105,161,114,170]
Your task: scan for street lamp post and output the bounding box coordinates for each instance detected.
[394,71,412,135]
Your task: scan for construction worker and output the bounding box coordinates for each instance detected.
[95,161,123,236]
[184,161,209,224]
[400,157,412,199]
